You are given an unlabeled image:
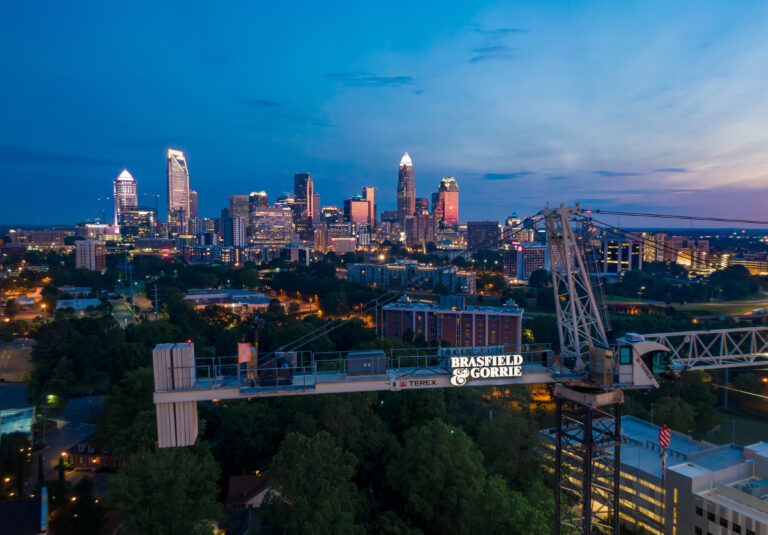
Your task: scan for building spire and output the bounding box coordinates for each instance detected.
[400,152,413,167]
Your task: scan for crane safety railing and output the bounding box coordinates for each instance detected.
[156,343,560,394]
[642,327,768,370]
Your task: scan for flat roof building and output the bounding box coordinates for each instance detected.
[382,295,523,348]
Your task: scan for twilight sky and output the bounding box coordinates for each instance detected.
[3,1,768,226]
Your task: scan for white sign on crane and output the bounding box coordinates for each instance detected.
[449,354,524,386]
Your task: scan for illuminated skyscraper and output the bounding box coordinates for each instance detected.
[436,176,459,225]
[294,173,314,221]
[189,190,198,219]
[362,186,376,226]
[113,169,138,227]
[167,149,190,227]
[230,195,250,218]
[344,196,369,224]
[294,173,314,239]
[249,191,269,208]
[312,193,321,224]
[397,152,415,225]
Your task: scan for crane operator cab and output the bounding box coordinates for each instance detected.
[588,333,681,389]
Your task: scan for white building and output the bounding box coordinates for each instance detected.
[74,240,106,271]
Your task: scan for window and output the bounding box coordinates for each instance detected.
[707,512,715,522]
[619,346,632,364]
[719,517,728,528]
[694,528,702,535]
[695,506,703,516]
[733,524,741,534]
[746,530,755,535]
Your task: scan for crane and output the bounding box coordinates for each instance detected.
[150,204,768,535]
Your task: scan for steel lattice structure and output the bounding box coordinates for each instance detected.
[643,327,768,370]
[543,205,609,363]
[554,386,623,535]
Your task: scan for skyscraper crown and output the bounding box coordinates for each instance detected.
[400,152,413,167]
[116,169,134,181]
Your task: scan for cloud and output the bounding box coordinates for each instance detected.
[483,171,535,180]
[325,73,415,88]
[470,25,528,35]
[469,45,517,63]
[548,175,569,181]
[654,168,689,173]
[0,146,115,166]
[233,98,282,108]
[471,45,510,54]
[594,170,642,177]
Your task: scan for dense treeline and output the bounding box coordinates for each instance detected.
[607,263,763,303]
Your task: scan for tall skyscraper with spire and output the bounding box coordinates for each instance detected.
[397,152,415,225]
[294,173,314,222]
[167,149,190,228]
[113,169,138,227]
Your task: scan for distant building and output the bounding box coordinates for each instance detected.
[415,197,429,215]
[729,257,768,275]
[434,176,459,225]
[331,237,356,254]
[74,240,106,271]
[249,206,293,246]
[249,191,269,209]
[312,192,322,224]
[597,237,643,273]
[222,216,247,247]
[167,149,190,231]
[405,213,437,248]
[230,195,250,219]
[113,169,138,227]
[344,196,369,225]
[188,189,198,219]
[294,173,314,219]
[184,289,270,313]
[380,210,399,224]
[382,295,522,348]
[503,243,547,280]
[348,260,476,294]
[362,187,376,225]
[397,152,415,225]
[467,221,500,251]
[56,298,102,312]
[119,208,156,240]
[75,222,115,241]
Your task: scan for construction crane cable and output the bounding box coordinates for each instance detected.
[592,210,768,226]
[265,214,542,356]
[577,215,725,272]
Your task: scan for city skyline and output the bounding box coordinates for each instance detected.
[4,2,768,226]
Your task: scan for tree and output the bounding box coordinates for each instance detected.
[0,432,29,497]
[56,476,104,535]
[108,444,221,535]
[4,298,20,319]
[476,413,542,488]
[386,419,486,535]
[260,431,362,535]
[652,396,696,434]
[732,372,761,394]
[92,368,156,457]
[528,269,551,289]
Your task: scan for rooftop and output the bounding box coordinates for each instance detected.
[56,298,101,310]
[400,152,412,167]
[382,296,523,315]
